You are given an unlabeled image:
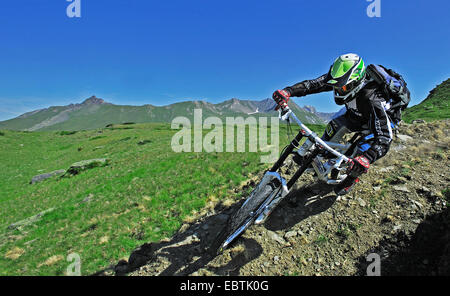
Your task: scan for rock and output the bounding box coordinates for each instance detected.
[138,140,152,145]
[412,119,426,124]
[357,198,367,207]
[64,158,109,176]
[431,190,443,199]
[8,208,56,230]
[419,186,431,194]
[411,199,423,209]
[379,166,395,173]
[284,231,298,239]
[267,231,288,245]
[30,170,66,184]
[81,194,94,203]
[410,204,418,212]
[392,144,407,152]
[393,185,410,193]
[393,224,402,232]
[396,134,413,142]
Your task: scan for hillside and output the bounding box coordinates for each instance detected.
[0,121,326,275]
[0,97,325,132]
[403,78,450,123]
[114,120,449,276]
[1,117,449,276]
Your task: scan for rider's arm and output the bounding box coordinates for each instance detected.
[364,95,393,163]
[284,74,333,97]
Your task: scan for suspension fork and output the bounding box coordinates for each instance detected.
[269,131,304,172]
[268,129,322,190]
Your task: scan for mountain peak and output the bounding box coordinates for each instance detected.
[81,96,106,105]
[303,105,317,113]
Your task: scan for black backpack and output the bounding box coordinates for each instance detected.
[366,64,411,123]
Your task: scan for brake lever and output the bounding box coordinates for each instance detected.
[278,108,291,121]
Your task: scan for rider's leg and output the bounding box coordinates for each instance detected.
[296,113,351,160]
[334,153,372,196]
[334,145,384,196]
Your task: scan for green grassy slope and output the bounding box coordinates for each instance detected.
[403,78,450,123]
[0,122,326,275]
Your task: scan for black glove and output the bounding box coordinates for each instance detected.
[272,89,291,111]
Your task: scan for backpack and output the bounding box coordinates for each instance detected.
[366,64,411,123]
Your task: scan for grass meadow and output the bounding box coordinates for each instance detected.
[0,122,325,275]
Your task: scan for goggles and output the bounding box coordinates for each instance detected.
[334,80,361,96]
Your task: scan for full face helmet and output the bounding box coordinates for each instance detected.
[325,53,367,105]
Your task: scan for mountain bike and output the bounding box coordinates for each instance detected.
[209,105,372,255]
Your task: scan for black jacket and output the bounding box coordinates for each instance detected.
[283,68,403,163]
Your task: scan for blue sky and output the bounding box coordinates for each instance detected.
[0,0,449,120]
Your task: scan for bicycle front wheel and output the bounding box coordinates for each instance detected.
[209,177,281,255]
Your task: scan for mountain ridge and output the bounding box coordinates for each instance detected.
[0,96,326,131]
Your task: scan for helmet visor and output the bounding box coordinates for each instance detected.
[334,80,361,96]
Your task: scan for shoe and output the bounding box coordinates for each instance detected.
[334,177,360,196]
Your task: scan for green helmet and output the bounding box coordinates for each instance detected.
[325,53,366,105]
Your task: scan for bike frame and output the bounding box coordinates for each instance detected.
[270,108,351,189]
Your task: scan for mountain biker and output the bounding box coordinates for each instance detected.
[272,53,409,196]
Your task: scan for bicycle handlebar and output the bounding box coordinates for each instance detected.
[280,107,351,163]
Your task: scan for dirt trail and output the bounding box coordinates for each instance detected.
[100,120,450,276]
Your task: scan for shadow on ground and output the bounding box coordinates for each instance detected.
[92,201,262,276]
[93,180,338,276]
[354,206,450,276]
[264,182,337,232]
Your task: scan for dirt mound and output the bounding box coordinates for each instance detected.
[100,120,449,276]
